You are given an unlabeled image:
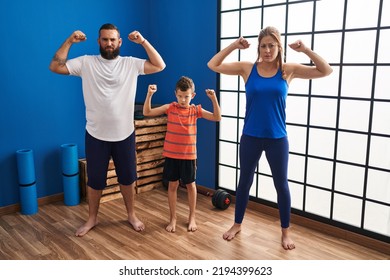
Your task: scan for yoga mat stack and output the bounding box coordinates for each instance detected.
[61,143,80,206]
[16,149,38,215]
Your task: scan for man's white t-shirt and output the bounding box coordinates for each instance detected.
[66,55,145,141]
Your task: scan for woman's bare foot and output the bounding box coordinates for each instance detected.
[187,217,197,232]
[223,223,241,240]
[166,219,176,232]
[281,227,295,250]
[75,219,98,237]
[128,215,145,232]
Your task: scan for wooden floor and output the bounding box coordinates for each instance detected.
[0,187,389,260]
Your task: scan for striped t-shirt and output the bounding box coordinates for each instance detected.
[163,102,202,160]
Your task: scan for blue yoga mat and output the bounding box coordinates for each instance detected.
[16,149,38,215]
[61,143,79,176]
[63,174,80,206]
[16,149,36,185]
[61,144,80,206]
[19,183,39,215]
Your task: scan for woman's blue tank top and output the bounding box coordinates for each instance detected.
[243,63,289,139]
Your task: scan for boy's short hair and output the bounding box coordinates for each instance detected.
[175,76,195,92]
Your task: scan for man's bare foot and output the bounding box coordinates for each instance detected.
[281,228,295,250]
[75,220,98,237]
[187,217,197,232]
[128,216,145,232]
[223,223,241,240]
[166,219,176,232]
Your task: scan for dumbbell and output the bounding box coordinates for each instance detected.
[163,181,232,210]
[211,189,232,210]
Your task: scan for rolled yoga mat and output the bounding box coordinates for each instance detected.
[16,149,38,215]
[61,143,80,206]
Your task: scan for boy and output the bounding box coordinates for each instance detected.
[143,76,221,232]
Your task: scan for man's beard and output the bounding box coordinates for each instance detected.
[100,46,120,59]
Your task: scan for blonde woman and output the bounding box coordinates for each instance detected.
[208,26,332,250]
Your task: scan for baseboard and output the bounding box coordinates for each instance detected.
[0,193,64,216]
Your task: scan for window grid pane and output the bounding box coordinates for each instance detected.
[217,0,390,242]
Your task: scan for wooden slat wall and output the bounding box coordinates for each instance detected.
[134,116,167,194]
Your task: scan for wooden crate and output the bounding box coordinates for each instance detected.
[79,115,167,202]
[134,115,167,194]
[79,159,122,202]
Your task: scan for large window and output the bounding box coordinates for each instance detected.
[217,0,390,242]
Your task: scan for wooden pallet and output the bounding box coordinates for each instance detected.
[135,115,167,194]
[79,115,167,202]
[79,159,122,202]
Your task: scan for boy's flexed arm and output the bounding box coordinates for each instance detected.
[201,89,221,122]
[143,85,169,117]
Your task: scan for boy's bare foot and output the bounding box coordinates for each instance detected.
[75,220,98,237]
[128,216,145,232]
[188,217,197,232]
[281,228,295,250]
[166,219,176,232]
[223,223,241,240]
